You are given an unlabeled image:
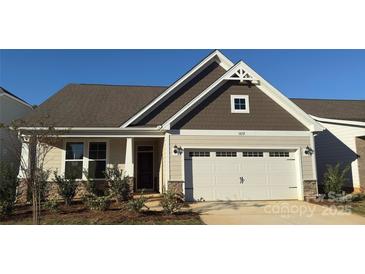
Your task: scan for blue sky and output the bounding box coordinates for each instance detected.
[0,49,364,105]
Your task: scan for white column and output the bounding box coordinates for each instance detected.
[18,141,30,179]
[125,137,134,177]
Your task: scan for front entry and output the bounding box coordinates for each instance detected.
[136,146,154,191]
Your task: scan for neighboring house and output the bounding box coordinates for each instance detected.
[18,50,325,201]
[292,99,365,192]
[0,87,33,168]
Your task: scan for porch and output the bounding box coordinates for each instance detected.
[21,135,168,194]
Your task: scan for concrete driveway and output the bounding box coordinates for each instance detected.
[189,201,365,225]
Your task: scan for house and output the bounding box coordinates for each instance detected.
[292,99,365,192]
[0,87,33,168]
[18,50,325,201]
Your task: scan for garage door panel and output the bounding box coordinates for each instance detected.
[269,187,297,200]
[214,186,241,201]
[241,186,270,200]
[185,149,299,201]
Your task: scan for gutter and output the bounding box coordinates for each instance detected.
[310,115,365,128]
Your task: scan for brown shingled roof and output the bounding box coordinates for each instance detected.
[21,84,166,127]
[292,98,365,122]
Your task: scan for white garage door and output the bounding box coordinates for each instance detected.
[184,150,299,201]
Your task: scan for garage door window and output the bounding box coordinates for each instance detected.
[189,151,210,157]
[216,151,237,157]
[242,151,263,157]
[269,151,289,157]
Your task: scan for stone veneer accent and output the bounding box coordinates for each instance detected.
[167,181,184,194]
[303,180,318,200]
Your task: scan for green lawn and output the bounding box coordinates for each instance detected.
[350,199,365,217]
[0,202,204,225]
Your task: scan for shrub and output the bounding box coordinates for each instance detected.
[104,167,131,202]
[83,195,111,211]
[43,197,59,212]
[53,172,78,206]
[0,162,19,216]
[351,193,365,202]
[127,192,149,213]
[323,163,351,195]
[160,188,184,215]
[27,169,51,203]
[82,170,106,196]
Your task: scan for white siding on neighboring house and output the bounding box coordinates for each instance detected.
[0,94,32,166]
[315,122,365,189]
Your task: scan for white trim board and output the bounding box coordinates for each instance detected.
[120,50,234,128]
[168,130,312,137]
[161,60,324,132]
[311,115,365,128]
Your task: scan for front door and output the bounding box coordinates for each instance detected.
[137,146,154,190]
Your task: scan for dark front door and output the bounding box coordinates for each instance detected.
[137,150,154,190]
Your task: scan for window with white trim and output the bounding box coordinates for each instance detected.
[231,95,249,113]
[65,142,84,179]
[216,151,237,157]
[242,151,263,157]
[269,151,289,158]
[189,151,210,157]
[88,142,107,179]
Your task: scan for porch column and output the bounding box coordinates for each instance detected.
[125,137,134,177]
[18,140,30,179]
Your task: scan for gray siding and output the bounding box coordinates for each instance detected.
[172,82,308,130]
[169,134,314,181]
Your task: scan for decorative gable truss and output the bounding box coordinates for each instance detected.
[223,67,259,84]
[161,60,325,132]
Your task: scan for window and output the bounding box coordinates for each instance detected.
[269,151,290,158]
[216,151,237,157]
[189,151,210,157]
[242,151,263,157]
[231,95,249,113]
[65,142,84,179]
[88,142,107,179]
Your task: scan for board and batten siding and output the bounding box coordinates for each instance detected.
[168,134,314,181]
[315,122,365,189]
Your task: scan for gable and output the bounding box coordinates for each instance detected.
[172,81,308,130]
[133,62,226,126]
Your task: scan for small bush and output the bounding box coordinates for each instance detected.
[0,162,19,216]
[324,163,351,195]
[27,169,51,203]
[127,192,149,213]
[83,195,111,211]
[352,193,365,202]
[160,188,184,215]
[43,197,59,212]
[82,171,107,197]
[53,172,78,206]
[104,168,131,202]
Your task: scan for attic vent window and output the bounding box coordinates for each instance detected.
[231,95,250,113]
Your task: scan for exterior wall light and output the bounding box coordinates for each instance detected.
[173,145,183,155]
[304,146,314,155]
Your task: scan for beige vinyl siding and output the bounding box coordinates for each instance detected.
[108,138,126,170]
[169,134,314,181]
[43,140,63,179]
[315,122,365,188]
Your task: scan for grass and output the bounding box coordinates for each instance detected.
[0,201,204,225]
[349,199,365,217]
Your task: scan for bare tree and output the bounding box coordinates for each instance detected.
[1,118,66,224]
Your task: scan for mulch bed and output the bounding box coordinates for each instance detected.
[0,201,204,225]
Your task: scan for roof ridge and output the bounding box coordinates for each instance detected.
[75,83,168,88]
[291,97,365,102]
